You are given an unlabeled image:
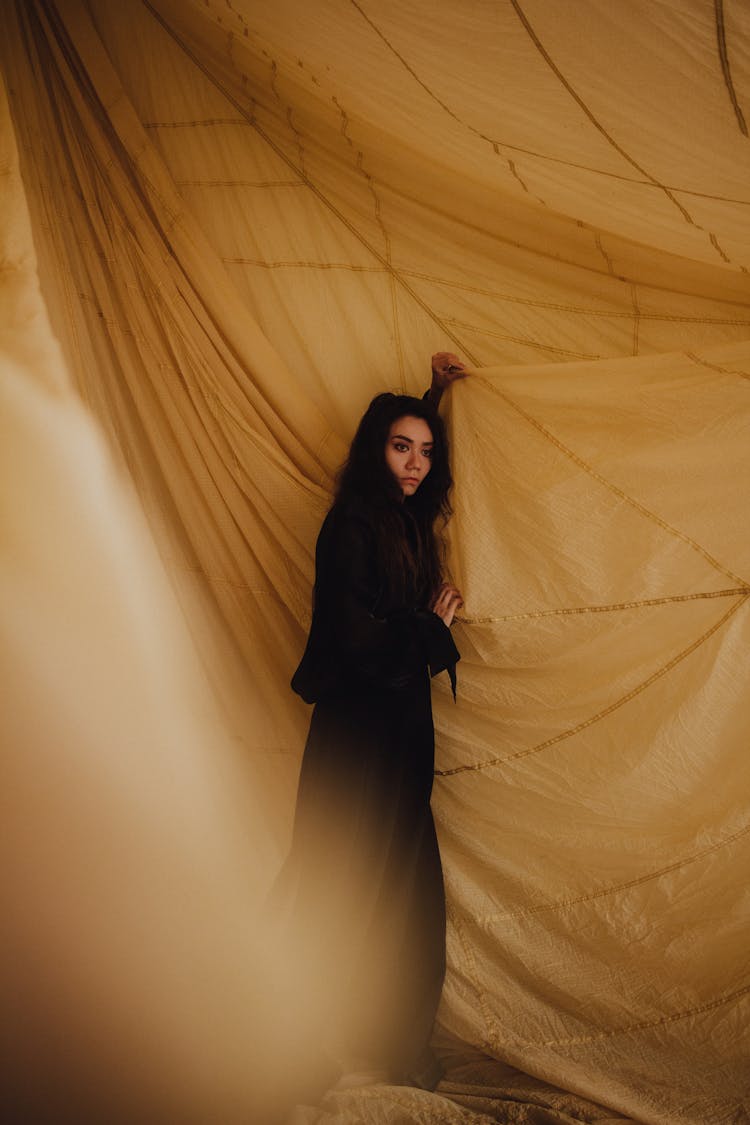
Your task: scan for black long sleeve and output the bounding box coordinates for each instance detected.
[291,508,459,703]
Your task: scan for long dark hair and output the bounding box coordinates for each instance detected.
[333,393,453,603]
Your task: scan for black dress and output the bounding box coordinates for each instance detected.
[276,500,459,1087]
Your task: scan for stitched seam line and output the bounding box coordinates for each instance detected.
[715,0,748,137]
[140,0,483,366]
[436,594,748,777]
[507,0,740,269]
[480,817,750,923]
[513,980,750,1049]
[685,349,750,382]
[347,0,750,208]
[405,270,750,318]
[481,377,748,587]
[464,587,750,624]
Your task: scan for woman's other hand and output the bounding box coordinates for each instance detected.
[431,583,464,628]
[427,352,468,408]
[430,352,468,391]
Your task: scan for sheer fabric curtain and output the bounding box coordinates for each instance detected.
[1,2,749,1122]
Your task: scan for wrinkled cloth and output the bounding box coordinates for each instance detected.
[3,2,750,1121]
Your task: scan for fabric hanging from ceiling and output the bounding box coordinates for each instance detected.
[1,1,749,1123]
[0,58,331,1125]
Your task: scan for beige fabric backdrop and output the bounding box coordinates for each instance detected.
[1,2,749,1122]
[0,57,331,1123]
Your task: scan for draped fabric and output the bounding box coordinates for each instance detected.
[0,58,326,1124]
[1,2,749,1123]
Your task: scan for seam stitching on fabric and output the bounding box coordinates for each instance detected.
[685,349,750,382]
[346,0,750,209]
[175,178,304,188]
[219,256,750,320]
[348,0,552,207]
[140,1,484,364]
[715,0,749,137]
[514,980,750,1049]
[223,257,387,272]
[435,593,748,776]
[507,0,742,273]
[445,899,499,1049]
[463,587,750,624]
[391,182,750,297]
[630,282,640,355]
[480,377,749,587]
[594,231,615,276]
[480,816,750,922]
[402,271,750,318]
[442,316,601,360]
[143,117,246,128]
[510,0,678,194]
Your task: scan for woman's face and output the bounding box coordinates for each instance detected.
[384,415,434,496]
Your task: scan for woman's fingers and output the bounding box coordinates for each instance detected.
[432,583,462,603]
[431,584,464,626]
[434,583,463,602]
[430,352,468,389]
[431,351,463,370]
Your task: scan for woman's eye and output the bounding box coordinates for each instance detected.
[394,443,409,453]
[422,448,433,458]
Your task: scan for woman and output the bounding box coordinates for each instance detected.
[277,353,466,1091]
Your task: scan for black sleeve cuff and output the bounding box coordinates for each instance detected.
[414,610,460,698]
